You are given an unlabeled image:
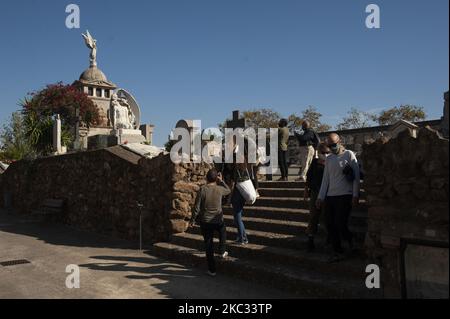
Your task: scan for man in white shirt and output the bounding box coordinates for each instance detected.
[316,133,360,262]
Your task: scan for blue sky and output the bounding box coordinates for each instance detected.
[0,0,448,146]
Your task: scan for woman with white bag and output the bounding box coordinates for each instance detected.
[231,163,256,245]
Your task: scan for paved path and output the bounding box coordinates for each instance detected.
[0,211,293,299]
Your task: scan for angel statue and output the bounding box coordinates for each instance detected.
[82,30,97,67]
[111,93,134,130]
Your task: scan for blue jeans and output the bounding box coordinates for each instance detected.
[231,189,248,242]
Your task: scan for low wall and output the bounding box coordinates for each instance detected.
[0,146,211,243]
[362,127,449,298]
[287,120,442,165]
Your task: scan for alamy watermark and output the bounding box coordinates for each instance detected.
[169,122,279,175]
[365,264,380,289]
[65,4,80,29]
[66,264,80,289]
[366,4,381,29]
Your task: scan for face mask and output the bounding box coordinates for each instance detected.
[330,144,340,154]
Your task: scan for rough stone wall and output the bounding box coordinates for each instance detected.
[0,146,211,243]
[362,127,449,297]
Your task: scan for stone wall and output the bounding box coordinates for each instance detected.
[0,146,211,243]
[362,127,449,298]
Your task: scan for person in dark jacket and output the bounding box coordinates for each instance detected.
[295,120,320,181]
[190,168,231,276]
[304,143,330,252]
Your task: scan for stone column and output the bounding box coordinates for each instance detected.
[53,114,62,155]
[140,124,155,145]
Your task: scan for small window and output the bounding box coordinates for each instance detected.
[96,88,102,97]
[88,87,94,96]
[105,89,110,98]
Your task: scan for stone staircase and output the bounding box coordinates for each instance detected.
[150,178,377,298]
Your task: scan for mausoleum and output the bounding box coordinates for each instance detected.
[71,31,153,150]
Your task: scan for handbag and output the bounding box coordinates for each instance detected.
[236,169,257,205]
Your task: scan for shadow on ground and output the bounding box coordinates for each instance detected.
[0,210,139,250]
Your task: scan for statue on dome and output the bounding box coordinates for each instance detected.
[82,30,97,67]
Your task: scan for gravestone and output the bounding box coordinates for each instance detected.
[226,110,246,129]
[389,119,419,139]
[175,119,202,161]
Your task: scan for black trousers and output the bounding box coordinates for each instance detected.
[200,222,227,273]
[324,195,353,253]
[278,150,288,178]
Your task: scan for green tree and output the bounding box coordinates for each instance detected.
[218,108,281,132]
[219,106,331,133]
[0,112,35,162]
[21,82,99,156]
[374,105,427,126]
[336,108,375,131]
[287,106,332,132]
[297,106,332,132]
[242,109,281,130]
[164,135,176,152]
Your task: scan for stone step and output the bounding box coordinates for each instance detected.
[258,188,366,199]
[258,188,305,198]
[254,196,308,209]
[223,214,308,235]
[246,197,368,212]
[252,197,368,211]
[263,176,303,182]
[258,181,306,189]
[189,222,367,250]
[171,231,366,276]
[224,206,310,222]
[222,206,368,226]
[189,224,303,250]
[222,214,367,239]
[149,242,378,298]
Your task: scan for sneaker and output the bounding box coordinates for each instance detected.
[220,251,229,259]
[207,271,217,277]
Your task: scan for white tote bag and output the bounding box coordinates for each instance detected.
[236,169,257,205]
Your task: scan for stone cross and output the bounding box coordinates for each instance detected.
[226,110,246,129]
[53,114,62,154]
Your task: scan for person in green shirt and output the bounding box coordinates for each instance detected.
[190,169,231,276]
